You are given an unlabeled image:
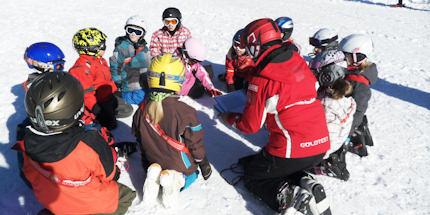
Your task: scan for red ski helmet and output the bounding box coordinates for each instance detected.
[240,18,282,60]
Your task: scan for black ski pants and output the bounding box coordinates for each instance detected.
[240,149,325,212]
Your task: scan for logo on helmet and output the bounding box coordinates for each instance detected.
[30,105,60,132]
[246,32,261,58]
[74,105,85,120]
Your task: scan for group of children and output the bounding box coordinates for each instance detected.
[13,7,377,215]
[217,17,377,214]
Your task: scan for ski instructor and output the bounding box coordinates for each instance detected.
[219,18,330,213]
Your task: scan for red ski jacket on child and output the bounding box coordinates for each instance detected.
[225,48,254,85]
[69,55,117,112]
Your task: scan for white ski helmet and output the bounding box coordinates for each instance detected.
[309,28,338,49]
[125,15,146,30]
[339,34,373,57]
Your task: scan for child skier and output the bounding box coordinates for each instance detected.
[275,16,302,53]
[132,54,212,208]
[110,15,151,105]
[150,7,191,58]
[340,34,378,157]
[17,72,135,214]
[69,27,133,130]
[175,38,222,98]
[309,28,339,56]
[222,29,254,93]
[219,18,331,214]
[308,50,357,181]
[22,42,65,91]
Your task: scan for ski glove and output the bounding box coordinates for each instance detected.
[197,156,212,180]
[209,89,223,97]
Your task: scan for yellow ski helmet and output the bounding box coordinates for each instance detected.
[72,27,107,56]
[148,53,185,92]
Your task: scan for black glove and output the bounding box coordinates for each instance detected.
[112,142,137,157]
[197,156,212,180]
[227,84,235,93]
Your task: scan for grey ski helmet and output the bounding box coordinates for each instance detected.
[25,72,84,133]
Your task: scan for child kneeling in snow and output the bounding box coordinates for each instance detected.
[132,54,212,208]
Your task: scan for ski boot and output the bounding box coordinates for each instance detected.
[277,182,312,215]
[347,131,368,157]
[311,147,350,181]
[159,169,185,208]
[300,175,332,215]
[360,115,374,147]
[142,163,162,205]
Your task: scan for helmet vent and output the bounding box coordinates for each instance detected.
[58,91,66,101]
[44,98,53,109]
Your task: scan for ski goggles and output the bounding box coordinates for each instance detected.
[164,18,178,26]
[126,26,145,37]
[233,42,244,51]
[309,35,338,47]
[25,57,65,72]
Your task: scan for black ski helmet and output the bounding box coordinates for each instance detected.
[162,7,182,21]
[25,72,85,133]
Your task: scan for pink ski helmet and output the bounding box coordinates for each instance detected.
[183,38,206,62]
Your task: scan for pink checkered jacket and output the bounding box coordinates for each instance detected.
[149,25,192,58]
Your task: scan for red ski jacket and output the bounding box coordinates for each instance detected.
[69,55,117,111]
[225,48,254,84]
[227,45,330,158]
[18,126,119,214]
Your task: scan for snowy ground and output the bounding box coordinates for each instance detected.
[0,0,429,214]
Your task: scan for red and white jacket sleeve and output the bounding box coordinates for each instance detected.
[226,76,268,133]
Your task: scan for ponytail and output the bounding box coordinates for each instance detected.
[144,91,173,124]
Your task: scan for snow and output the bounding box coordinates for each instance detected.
[0,0,429,214]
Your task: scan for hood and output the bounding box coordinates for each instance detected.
[348,63,378,85]
[24,126,83,163]
[361,63,378,85]
[256,45,311,83]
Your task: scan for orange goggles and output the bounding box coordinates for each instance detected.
[164,18,178,25]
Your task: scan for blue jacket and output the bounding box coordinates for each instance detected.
[109,36,151,92]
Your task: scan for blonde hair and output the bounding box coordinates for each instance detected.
[144,91,173,124]
[331,79,352,100]
[359,61,372,72]
[145,100,164,125]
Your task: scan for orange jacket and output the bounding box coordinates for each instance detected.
[20,126,119,214]
[69,55,117,111]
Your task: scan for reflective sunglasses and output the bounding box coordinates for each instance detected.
[164,18,178,26]
[26,57,65,72]
[233,42,244,51]
[99,42,106,51]
[126,26,145,36]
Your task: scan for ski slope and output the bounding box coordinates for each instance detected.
[0,0,429,214]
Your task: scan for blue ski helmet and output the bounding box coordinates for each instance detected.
[24,42,65,73]
[275,17,294,41]
[232,29,243,47]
